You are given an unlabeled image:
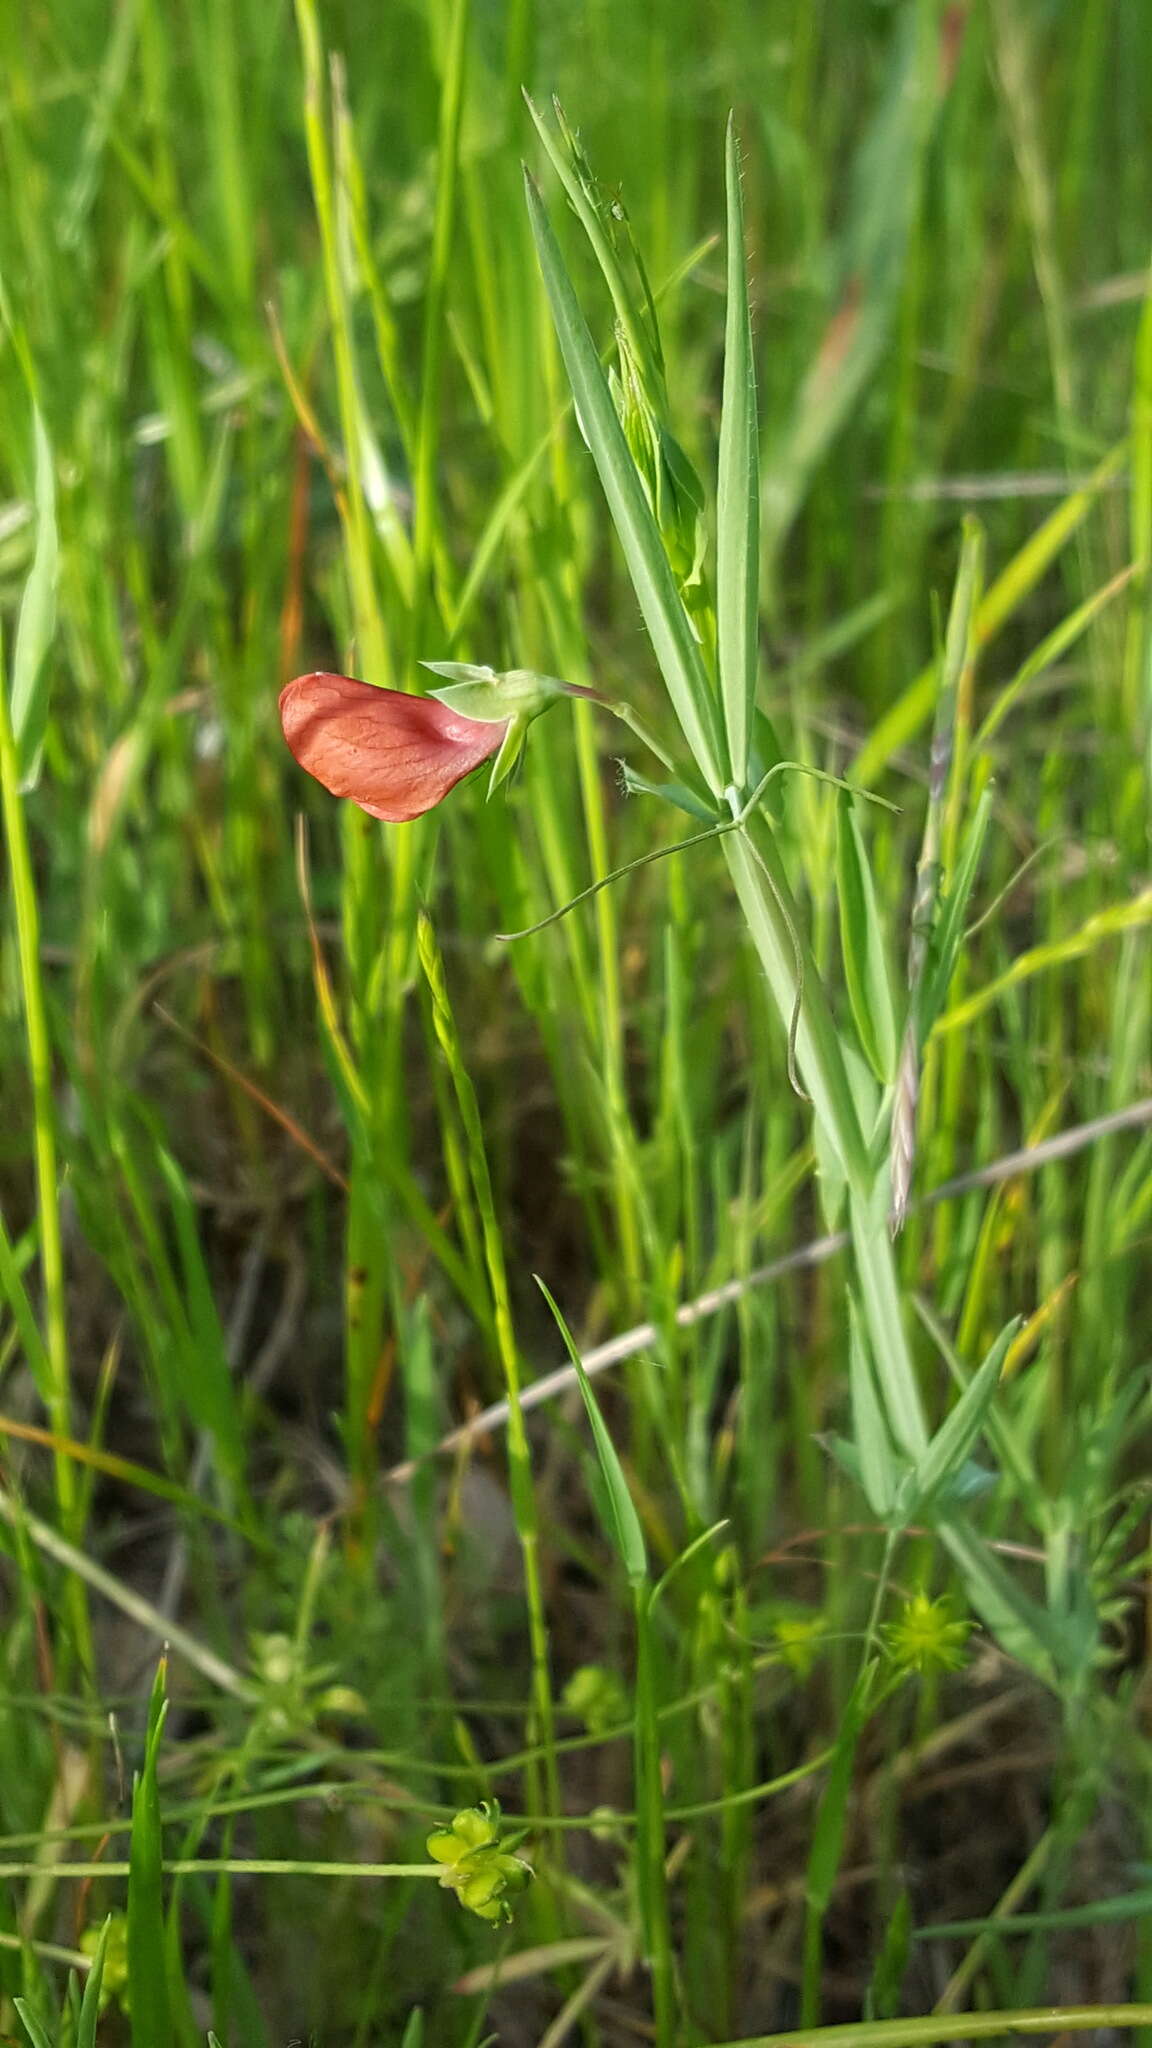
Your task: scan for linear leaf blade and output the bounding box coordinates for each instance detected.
[537,1276,647,1588]
[904,1316,1020,1516]
[128,1661,172,2048]
[717,115,760,789]
[837,792,898,1083]
[524,171,727,795]
[11,403,58,791]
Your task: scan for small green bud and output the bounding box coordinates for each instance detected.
[883,1592,972,1675]
[316,1684,368,1720]
[426,1801,533,1928]
[773,1614,827,1679]
[250,1631,299,1688]
[562,1663,629,1738]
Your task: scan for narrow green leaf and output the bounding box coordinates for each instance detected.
[819,1432,864,1490]
[128,1659,172,2048]
[837,793,898,1083]
[13,2002,54,2048]
[716,114,760,789]
[76,1917,110,2048]
[939,515,985,710]
[805,1665,874,1913]
[854,441,1127,779]
[763,5,945,574]
[914,1295,1038,1507]
[902,1317,1020,1517]
[536,1276,648,1588]
[848,1302,898,1517]
[154,1144,248,1510]
[617,761,718,822]
[895,520,986,1224]
[0,1199,53,1400]
[523,95,665,395]
[929,1460,998,1509]
[524,171,728,794]
[848,1187,928,1458]
[651,1520,730,1609]
[782,588,898,687]
[10,403,58,791]
[976,561,1136,751]
[919,1889,1152,1941]
[938,1519,1067,1691]
[919,782,994,1032]
[866,1889,913,2021]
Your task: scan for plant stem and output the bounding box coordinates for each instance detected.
[417,916,560,1825]
[634,1583,675,2048]
[709,2009,1152,2048]
[0,646,93,1679]
[724,811,929,1456]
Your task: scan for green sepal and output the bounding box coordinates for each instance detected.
[419,660,498,688]
[423,661,579,723]
[487,716,528,795]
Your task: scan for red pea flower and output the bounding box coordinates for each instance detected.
[279,671,509,824]
[281,663,601,823]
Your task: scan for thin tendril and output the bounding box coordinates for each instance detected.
[498,753,894,1088]
[497,822,734,940]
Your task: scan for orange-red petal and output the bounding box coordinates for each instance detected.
[279,672,509,823]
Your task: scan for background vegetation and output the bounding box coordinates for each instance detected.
[1,0,1150,2043]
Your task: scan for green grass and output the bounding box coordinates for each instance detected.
[1,1,1151,2043]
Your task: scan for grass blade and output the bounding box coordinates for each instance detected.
[716,115,760,789]
[905,1316,1021,1516]
[418,914,559,1819]
[837,792,897,1084]
[0,597,87,1660]
[535,1276,647,1588]
[801,1666,875,2026]
[847,1299,901,1517]
[855,442,1128,779]
[10,402,58,790]
[934,882,1152,1039]
[153,1143,249,1511]
[128,1659,172,2048]
[13,2007,53,2048]
[938,1519,1070,1691]
[919,782,995,1034]
[76,1917,111,2048]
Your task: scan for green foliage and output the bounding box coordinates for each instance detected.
[9,402,57,791]
[537,1276,648,1588]
[716,116,761,789]
[127,1661,172,2048]
[837,791,898,1085]
[0,1,1150,2042]
[524,141,728,794]
[14,1914,111,2048]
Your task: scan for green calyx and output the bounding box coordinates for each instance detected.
[426,1801,533,1926]
[421,660,585,724]
[421,659,602,799]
